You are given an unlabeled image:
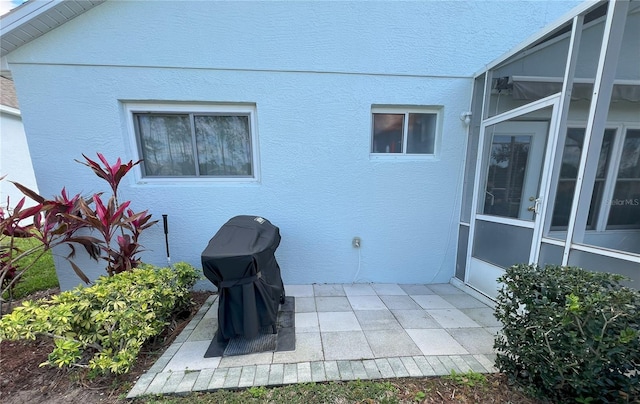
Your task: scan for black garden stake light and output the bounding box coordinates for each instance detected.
[162,214,171,267]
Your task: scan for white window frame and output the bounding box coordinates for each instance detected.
[548,121,640,233]
[370,106,442,159]
[124,102,260,184]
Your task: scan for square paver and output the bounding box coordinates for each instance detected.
[413,356,436,376]
[362,359,382,378]
[372,284,406,295]
[126,372,157,398]
[315,296,352,312]
[460,355,490,373]
[425,356,448,375]
[145,372,171,394]
[460,307,502,327]
[411,295,455,309]
[311,361,326,382]
[296,312,319,333]
[223,367,242,388]
[192,368,215,391]
[449,355,473,372]
[268,363,284,385]
[176,371,200,394]
[324,360,340,381]
[350,360,368,379]
[273,332,323,363]
[337,360,354,380]
[427,284,467,295]
[437,356,463,373]
[203,302,218,319]
[427,309,480,328]
[473,354,498,372]
[354,310,402,330]
[219,352,273,368]
[487,326,502,336]
[344,284,376,295]
[380,295,421,310]
[208,368,228,389]
[441,294,489,309]
[148,343,182,373]
[406,329,469,355]
[164,341,220,371]
[313,284,345,296]
[374,358,395,378]
[347,295,387,310]
[448,328,496,354]
[318,311,361,332]
[400,284,434,295]
[297,362,312,382]
[295,297,316,313]
[401,356,423,377]
[364,329,422,357]
[238,366,257,387]
[387,357,409,377]
[322,331,374,360]
[392,309,441,329]
[253,364,270,386]
[283,363,298,384]
[286,284,314,297]
[186,317,216,342]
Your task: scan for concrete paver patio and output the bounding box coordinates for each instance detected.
[127,283,500,398]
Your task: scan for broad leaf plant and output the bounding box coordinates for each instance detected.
[1,154,157,315]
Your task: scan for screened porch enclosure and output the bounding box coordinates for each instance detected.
[457,0,640,299]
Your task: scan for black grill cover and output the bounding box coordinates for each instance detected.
[201,215,285,341]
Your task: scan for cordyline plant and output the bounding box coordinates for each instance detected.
[0,154,157,315]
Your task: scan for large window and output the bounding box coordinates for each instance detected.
[551,128,614,229]
[608,129,640,229]
[551,126,640,231]
[128,104,258,180]
[371,107,440,155]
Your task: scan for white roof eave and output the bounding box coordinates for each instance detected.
[0,0,105,58]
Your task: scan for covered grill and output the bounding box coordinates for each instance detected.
[201,215,285,342]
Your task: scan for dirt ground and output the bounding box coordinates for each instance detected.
[0,290,542,404]
[0,290,211,404]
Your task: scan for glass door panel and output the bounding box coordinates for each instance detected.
[468,101,558,299]
[480,121,548,221]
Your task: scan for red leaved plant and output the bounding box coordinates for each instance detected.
[1,155,157,314]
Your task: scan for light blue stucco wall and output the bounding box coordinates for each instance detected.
[5,0,582,287]
[0,109,39,208]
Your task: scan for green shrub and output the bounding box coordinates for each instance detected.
[494,264,640,403]
[0,262,198,374]
[1,237,58,300]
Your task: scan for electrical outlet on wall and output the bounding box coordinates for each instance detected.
[352,237,361,248]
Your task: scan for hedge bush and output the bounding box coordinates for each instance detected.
[494,264,640,403]
[0,262,199,374]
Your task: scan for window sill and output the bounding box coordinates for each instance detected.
[133,177,261,186]
[369,154,439,162]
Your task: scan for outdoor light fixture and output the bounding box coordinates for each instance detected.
[460,111,472,126]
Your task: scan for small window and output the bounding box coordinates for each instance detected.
[128,104,258,180]
[371,107,439,155]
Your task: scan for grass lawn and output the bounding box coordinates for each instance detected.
[139,380,401,403]
[1,237,58,300]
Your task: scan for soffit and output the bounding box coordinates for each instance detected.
[0,0,105,58]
